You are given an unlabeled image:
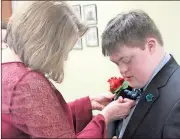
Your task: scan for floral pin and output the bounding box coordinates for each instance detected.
[107,77,129,100]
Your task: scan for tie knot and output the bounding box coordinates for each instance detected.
[122,88,142,100]
[134,88,143,93]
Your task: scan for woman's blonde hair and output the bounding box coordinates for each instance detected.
[6,1,88,83]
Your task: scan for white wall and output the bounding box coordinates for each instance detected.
[56,1,180,102]
[14,1,180,102]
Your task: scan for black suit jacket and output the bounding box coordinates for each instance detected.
[120,56,180,139]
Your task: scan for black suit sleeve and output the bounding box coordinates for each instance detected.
[162,100,180,138]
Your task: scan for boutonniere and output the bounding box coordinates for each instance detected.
[107,77,129,100]
[107,77,141,100]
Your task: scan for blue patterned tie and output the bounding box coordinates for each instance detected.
[116,88,142,138]
[114,88,142,100]
[123,88,142,100]
[107,88,142,138]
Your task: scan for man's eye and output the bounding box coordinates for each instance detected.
[122,57,131,64]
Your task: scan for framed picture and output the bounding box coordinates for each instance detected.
[83,4,97,25]
[85,26,99,47]
[72,5,81,20]
[73,39,83,50]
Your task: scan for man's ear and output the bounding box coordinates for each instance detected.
[146,38,157,54]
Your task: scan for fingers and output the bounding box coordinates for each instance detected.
[123,98,136,107]
[124,98,135,103]
[117,96,124,103]
[95,103,105,111]
[106,94,116,100]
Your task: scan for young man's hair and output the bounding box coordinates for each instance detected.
[101,9,163,56]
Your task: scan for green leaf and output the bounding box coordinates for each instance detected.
[114,81,129,94]
[113,81,129,100]
[114,85,123,94]
[122,81,129,89]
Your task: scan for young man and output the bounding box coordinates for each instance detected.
[102,10,180,139]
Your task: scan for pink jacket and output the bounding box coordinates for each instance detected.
[2,62,106,138]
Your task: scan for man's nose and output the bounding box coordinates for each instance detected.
[119,64,128,75]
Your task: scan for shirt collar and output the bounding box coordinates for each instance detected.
[142,53,171,91]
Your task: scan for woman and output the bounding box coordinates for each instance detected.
[2,1,135,138]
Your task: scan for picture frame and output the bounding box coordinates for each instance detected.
[72,4,81,20]
[83,4,97,25]
[73,39,83,50]
[85,26,99,47]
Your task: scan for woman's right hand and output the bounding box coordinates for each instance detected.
[100,96,136,123]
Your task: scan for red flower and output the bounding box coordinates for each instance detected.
[107,77,124,93]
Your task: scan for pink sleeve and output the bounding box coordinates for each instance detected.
[68,96,93,133]
[10,71,107,138]
[77,114,107,138]
[10,72,76,138]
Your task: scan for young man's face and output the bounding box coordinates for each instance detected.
[110,43,156,89]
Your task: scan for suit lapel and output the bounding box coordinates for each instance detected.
[122,84,159,139]
[122,56,179,139]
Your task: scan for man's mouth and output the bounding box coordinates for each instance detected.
[124,76,133,81]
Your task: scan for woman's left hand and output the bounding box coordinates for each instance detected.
[89,93,115,111]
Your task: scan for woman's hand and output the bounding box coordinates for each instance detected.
[100,97,136,123]
[89,94,115,110]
